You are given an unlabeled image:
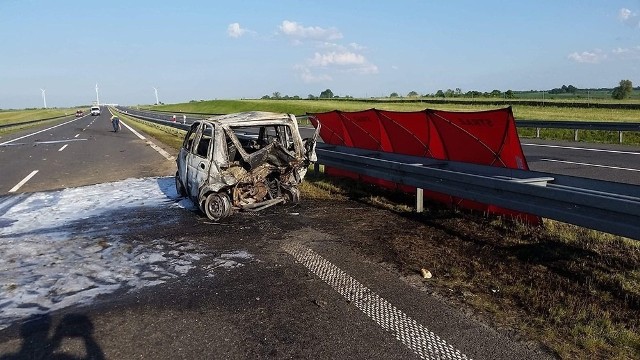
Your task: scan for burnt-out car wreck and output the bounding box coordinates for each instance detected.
[176,111,318,220]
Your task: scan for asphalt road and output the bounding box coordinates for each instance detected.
[0,108,175,194]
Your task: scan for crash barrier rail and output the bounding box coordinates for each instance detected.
[114,107,640,240]
[516,120,640,143]
[315,145,640,240]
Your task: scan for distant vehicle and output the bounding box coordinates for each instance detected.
[176,111,319,221]
[90,106,100,116]
[75,110,84,117]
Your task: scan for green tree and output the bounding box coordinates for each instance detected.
[319,89,334,98]
[435,90,445,98]
[444,89,455,97]
[272,92,282,99]
[505,90,514,98]
[390,92,399,98]
[612,80,633,100]
[407,91,419,97]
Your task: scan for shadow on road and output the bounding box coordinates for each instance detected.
[0,313,105,360]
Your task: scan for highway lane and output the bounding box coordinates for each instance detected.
[522,139,640,185]
[0,107,176,194]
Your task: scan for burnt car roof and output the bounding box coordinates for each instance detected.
[202,111,296,126]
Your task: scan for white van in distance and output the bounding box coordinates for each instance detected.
[90,106,100,116]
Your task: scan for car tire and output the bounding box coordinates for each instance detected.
[283,186,300,204]
[175,172,187,197]
[204,192,231,221]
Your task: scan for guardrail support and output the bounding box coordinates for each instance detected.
[416,188,424,213]
[574,129,579,141]
[536,128,540,138]
[619,131,623,144]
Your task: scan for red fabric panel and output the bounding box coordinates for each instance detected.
[309,108,539,224]
[428,108,528,169]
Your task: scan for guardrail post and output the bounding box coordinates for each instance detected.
[536,128,540,138]
[619,131,623,144]
[574,129,579,141]
[416,188,424,213]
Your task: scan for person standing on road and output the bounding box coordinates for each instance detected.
[110,115,122,132]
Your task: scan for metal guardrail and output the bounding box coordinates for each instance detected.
[316,145,640,240]
[517,120,640,142]
[114,107,640,239]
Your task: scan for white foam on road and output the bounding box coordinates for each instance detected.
[0,177,252,330]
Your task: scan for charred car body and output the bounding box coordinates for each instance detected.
[175,111,318,220]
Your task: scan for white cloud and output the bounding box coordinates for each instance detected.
[279,20,343,41]
[567,50,607,64]
[612,46,640,59]
[309,51,366,66]
[349,42,366,51]
[227,23,248,38]
[294,65,332,83]
[619,8,640,27]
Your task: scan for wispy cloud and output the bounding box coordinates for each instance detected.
[279,20,343,41]
[567,50,607,64]
[612,46,640,59]
[227,23,248,38]
[294,65,333,83]
[619,8,640,28]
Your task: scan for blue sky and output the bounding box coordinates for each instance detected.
[1,0,640,109]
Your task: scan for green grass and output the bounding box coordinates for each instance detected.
[0,108,84,125]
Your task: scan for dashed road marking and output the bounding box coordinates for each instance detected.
[283,242,470,360]
[9,170,39,193]
[75,134,79,138]
[58,144,68,152]
[0,118,80,146]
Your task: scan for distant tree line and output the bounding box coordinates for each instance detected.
[258,80,636,101]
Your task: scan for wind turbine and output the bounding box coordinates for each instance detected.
[153,87,159,105]
[95,83,100,106]
[40,89,47,108]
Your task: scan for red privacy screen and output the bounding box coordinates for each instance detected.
[308,107,539,223]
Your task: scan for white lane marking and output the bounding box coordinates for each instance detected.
[523,143,640,156]
[0,118,80,146]
[75,134,80,138]
[540,158,640,172]
[9,170,39,193]
[284,243,470,360]
[35,139,87,145]
[58,144,68,152]
[119,120,175,161]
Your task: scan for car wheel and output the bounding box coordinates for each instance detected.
[175,172,187,197]
[283,186,300,204]
[204,192,231,221]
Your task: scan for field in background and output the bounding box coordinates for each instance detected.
[0,108,85,126]
[144,99,640,122]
